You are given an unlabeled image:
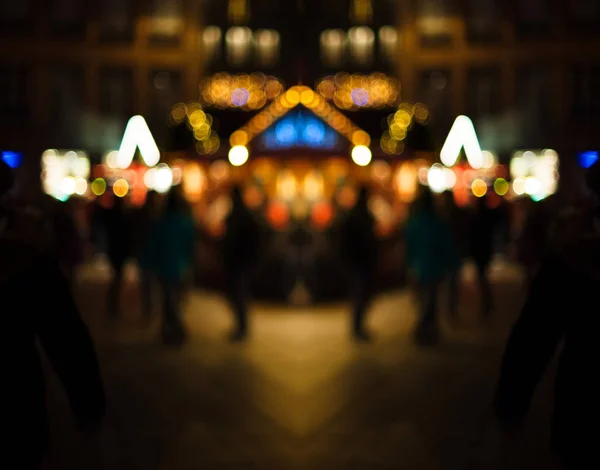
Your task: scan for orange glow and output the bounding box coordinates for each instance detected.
[311,202,334,229]
[266,202,290,230]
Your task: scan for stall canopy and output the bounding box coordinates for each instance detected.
[227,85,372,158]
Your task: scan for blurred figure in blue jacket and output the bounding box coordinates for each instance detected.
[132,190,162,321]
[405,187,460,345]
[147,188,195,346]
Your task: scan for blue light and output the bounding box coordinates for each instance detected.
[275,121,297,144]
[303,120,325,145]
[1,151,22,169]
[579,151,599,169]
[260,109,339,150]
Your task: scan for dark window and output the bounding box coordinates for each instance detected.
[0,1,31,21]
[0,0,32,30]
[467,67,502,123]
[572,65,600,116]
[49,0,85,37]
[568,0,600,31]
[148,70,182,145]
[515,0,551,36]
[516,65,552,144]
[417,69,453,142]
[148,0,184,46]
[99,68,134,121]
[0,66,29,117]
[99,0,135,42]
[466,0,502,43]
[50,66,84,142]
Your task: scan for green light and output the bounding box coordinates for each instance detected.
[493,178,509,196]
[91,178,107,196]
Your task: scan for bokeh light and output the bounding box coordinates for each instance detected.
[471,178,488,197]
[351,145,372,166]
[494,178,509,196]
[229,145,249,167]
[113,179,129,198]
[91,178,107,196]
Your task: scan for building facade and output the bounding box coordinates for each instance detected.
[1,0,599,163]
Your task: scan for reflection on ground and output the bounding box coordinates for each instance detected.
[44,260,560,470]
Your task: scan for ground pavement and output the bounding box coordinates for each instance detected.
[42,259,562,470]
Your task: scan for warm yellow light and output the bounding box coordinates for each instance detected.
[105,151,119,169]
[524,176,541,195]
[229,145,249,166]
[471,178,487,197]
[427,164,447,194]
[351,130,371,147]
[300,89,315,106]
[482,151,496,169]
[230,130,249,147]
[351,145,372,166]
[513,177,526,195]
[285,88,300,106]
[113,179,129,198]
[74,177,88,196]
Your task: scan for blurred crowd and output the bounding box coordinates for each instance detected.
[3,154,600,469]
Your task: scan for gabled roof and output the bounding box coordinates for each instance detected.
[228,85,372,149]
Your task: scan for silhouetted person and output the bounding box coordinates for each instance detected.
[1,160,105,468]
[405,188,459,345]
[147,189,195,346]
[470,196,496,318]
[56,198,84,286]
[493,160,600,469]
[339,187,378,341]
[222,186,261,341]
[132,190,162,320]
[516,167,588,286]
[440,191,465,321]
[104,196,131,317]
[6,163,82,285]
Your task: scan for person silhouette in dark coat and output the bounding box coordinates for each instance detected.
[470,195,497,318]
[1,159,105,469]
[494,159,600,469]
[339,187,378,341]
[104,195,130,317]
[221,186,261,341]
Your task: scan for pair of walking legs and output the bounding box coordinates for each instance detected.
[415,281,440,345]
[226,270,250,340]
[349,268,375,340]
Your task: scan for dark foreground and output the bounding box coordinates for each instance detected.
[42,259,560,470]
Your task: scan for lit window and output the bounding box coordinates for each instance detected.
[350,0,373,24]
[228,0,249,24]
[225,27,253,66]
[254,30,280,68]
[320,29,346,68]
[149,0,184,44]
[202,26,222,60]
[348,26,375,66]
[378,26,398,62]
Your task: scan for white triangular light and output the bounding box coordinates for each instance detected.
[440,115,483,169]
[116,115,160,169]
